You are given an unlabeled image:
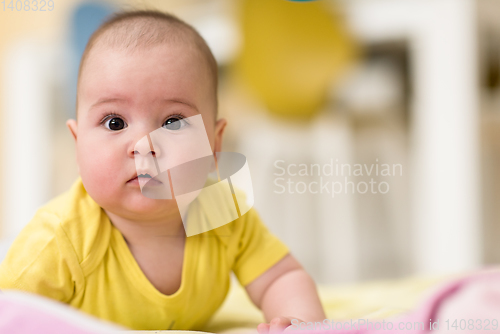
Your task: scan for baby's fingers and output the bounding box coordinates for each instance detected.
[269,316,291,333]
[284,324,298,333]
[257,322,270,334]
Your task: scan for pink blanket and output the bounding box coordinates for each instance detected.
[1,269,500,333]
[305,268,500,334]
[0,290,124,334]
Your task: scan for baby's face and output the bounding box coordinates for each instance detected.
[68,43,225,221]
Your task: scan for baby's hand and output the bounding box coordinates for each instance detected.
[257,316,302,333]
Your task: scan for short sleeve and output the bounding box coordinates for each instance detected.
[231,209,289,286]
[0,210,83,303]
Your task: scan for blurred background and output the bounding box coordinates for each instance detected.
[0,0,499,285]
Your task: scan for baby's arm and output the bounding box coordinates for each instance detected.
[0,211,82,303]
[245,254,326,333]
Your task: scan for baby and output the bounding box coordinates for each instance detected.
[0,9,325,333]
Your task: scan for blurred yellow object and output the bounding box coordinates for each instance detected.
[234,0,358,119]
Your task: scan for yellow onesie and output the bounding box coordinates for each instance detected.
[0,178,289,330]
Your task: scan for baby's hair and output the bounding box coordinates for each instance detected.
[76,9,218,117]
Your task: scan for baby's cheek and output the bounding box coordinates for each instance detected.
[78,143,123,198]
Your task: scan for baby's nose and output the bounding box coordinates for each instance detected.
[133,134,162,157]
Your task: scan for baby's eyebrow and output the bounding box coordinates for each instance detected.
[89,97,128,111]
[89,97,199,113]
[165,99,199,113]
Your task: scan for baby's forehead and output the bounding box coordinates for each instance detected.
[83,34,213,85]
[81,42,212,94]
[78,48,215,119]
[77,15,218,117]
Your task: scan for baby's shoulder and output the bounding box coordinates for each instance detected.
[206,206,263,250]
[28,178,111,274]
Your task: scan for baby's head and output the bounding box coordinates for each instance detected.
[67,10,226,221]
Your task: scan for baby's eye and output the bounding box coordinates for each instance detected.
[163,117,188,131]
[104,117,127,131]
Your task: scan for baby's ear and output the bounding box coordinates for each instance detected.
[214,118,227,153]
[66,119,78,141]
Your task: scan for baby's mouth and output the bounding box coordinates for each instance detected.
[136,173,150,187]
[135,173,163,187]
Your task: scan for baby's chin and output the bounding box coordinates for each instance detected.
[101,195,181,221]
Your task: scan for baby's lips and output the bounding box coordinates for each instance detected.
[135,168,159,179]
[129,168,165,188]
[137,175,161,188]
